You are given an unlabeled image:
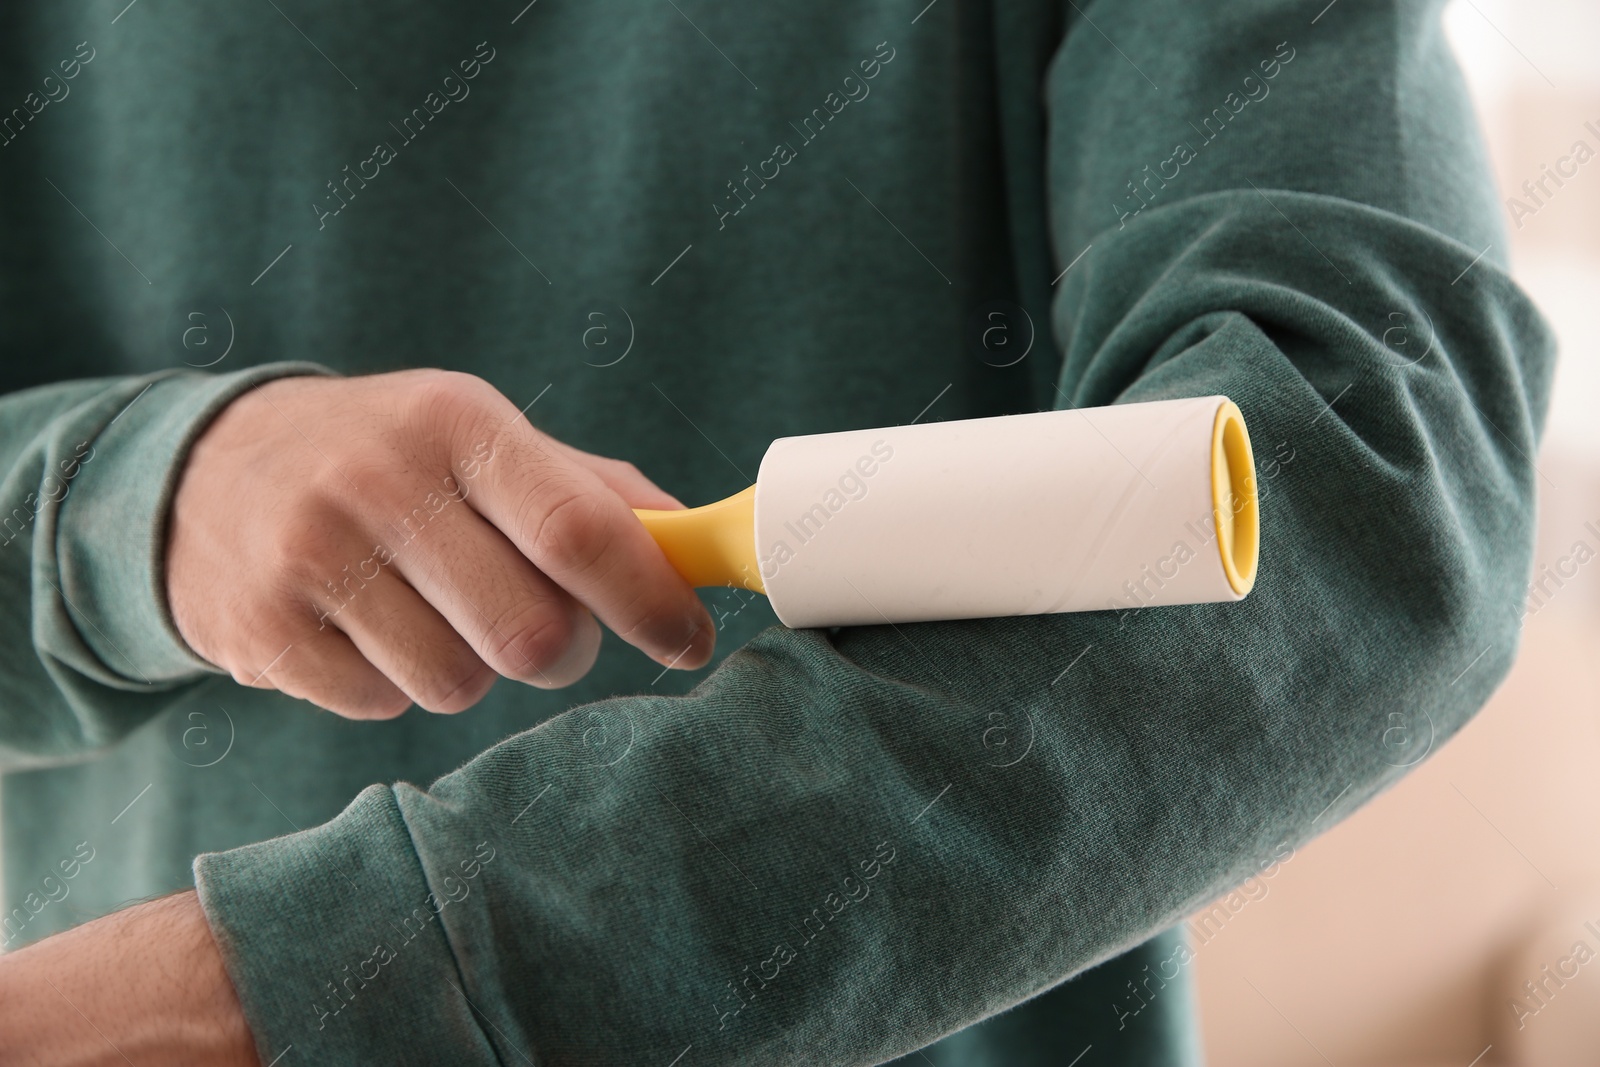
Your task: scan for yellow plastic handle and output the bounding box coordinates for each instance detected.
[633,484,766,594]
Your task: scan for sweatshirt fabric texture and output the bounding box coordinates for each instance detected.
[0,1,1553,1064]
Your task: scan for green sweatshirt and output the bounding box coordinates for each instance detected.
[0,0,1552,1064]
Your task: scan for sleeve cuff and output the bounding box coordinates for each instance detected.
[55,362,336,684]
[193,785,500,1065]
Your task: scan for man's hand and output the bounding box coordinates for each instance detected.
[166,370,714,718]
[0,891,258,1067]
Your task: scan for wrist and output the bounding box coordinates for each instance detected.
[0,891,259,1066]
[53,364,335,687]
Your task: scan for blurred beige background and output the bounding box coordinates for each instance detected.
[1195,2,1600,1064]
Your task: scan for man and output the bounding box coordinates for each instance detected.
[0,0,1552,1063]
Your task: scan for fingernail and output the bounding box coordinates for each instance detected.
[663,614,714,670]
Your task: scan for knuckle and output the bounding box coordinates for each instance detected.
[404,370,496,444]
[609,587,668,640]
[335,454,411,514]
[407,368,489,411]
[348,689,413,721]
[222,624,302,690]
[527,488,614,577]
[413,661,496,714]
[486,606,574,679]
[267,512,344,582]
[396,629,491,710]
[267,651,411,721]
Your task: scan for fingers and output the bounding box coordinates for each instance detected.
[235,559,500,717]
[322,566,500,714]
[421,375,715,670]
[232,629,413,722]
[505,466,713,668]
[379,500,604,690]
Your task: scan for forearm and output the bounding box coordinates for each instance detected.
[0,891,257,1067]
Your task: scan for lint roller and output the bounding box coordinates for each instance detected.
[633,395,1259,628]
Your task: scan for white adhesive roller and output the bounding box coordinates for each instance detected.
[634,395,1258,628]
